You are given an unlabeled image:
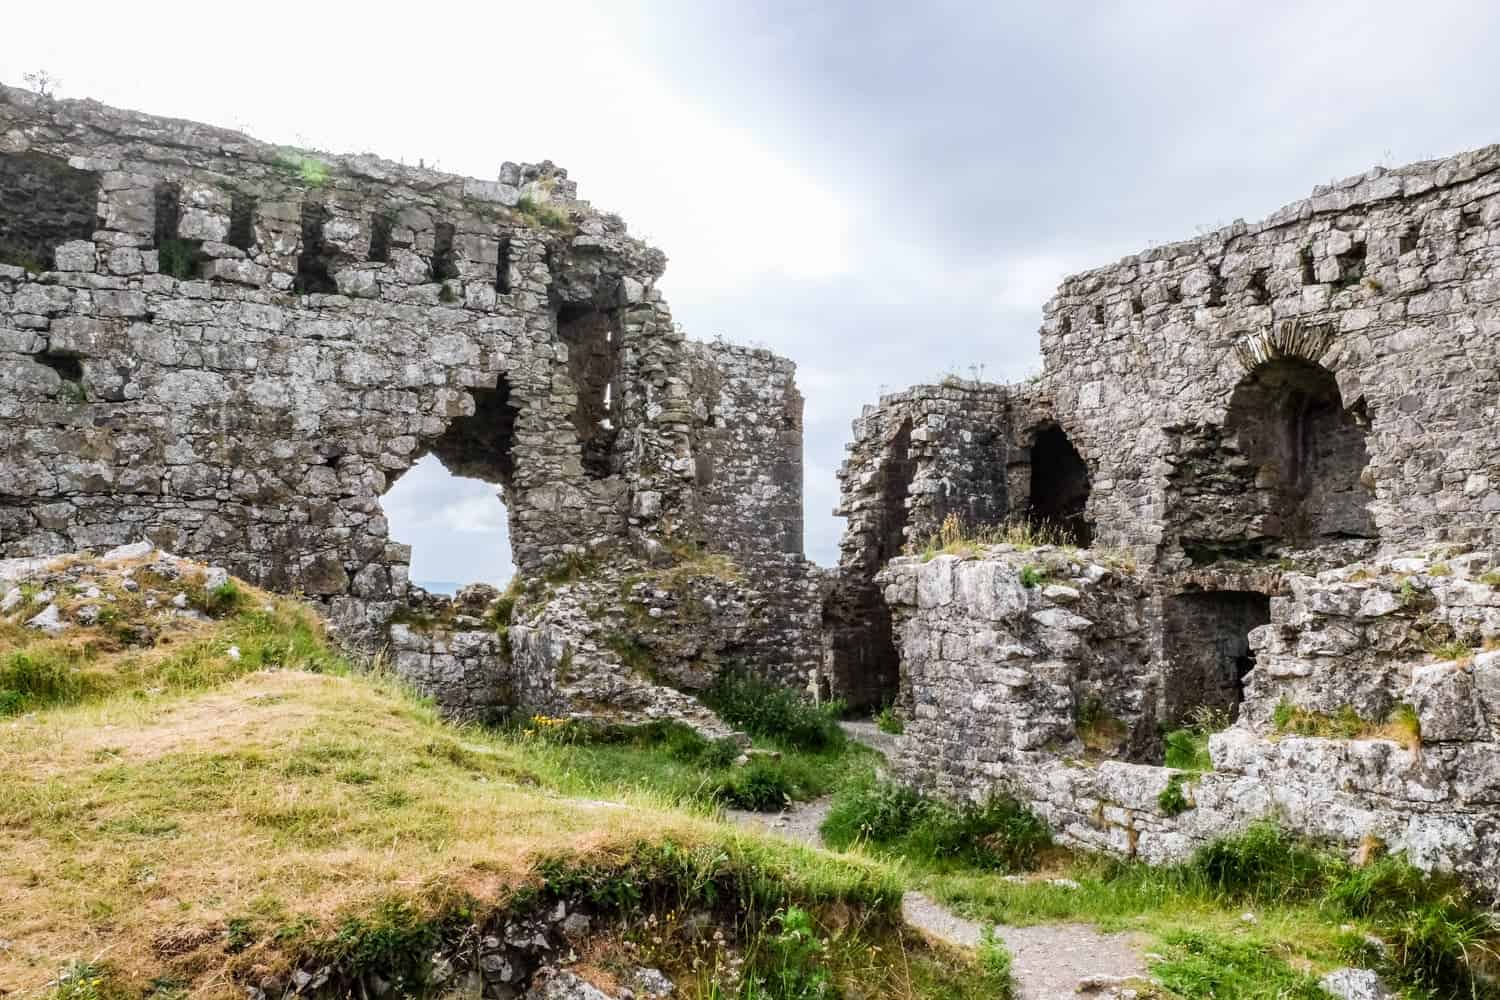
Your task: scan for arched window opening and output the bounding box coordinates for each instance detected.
[380,379,519,595]
[1225,359,1374,544]
[1028,424,1093,547]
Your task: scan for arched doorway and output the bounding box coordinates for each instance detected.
[1027,423,1093,547]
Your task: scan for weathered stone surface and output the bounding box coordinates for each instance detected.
[884,548,1500,892]
[1320,968,1396,1000]
[0,86,822,728]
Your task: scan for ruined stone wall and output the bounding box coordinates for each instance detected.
[0,87,820,661]
[687,341,805,561]
[881,548,1159,781]
[0,87,835,728]
[0,87,669,617]
[885,546,1500,892]
[823,381,1010,707]
[1036,145,1500,566]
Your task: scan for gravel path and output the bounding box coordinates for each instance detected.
[901,892,1150,1000]
[839,719,900,758]
[724,795,833,848]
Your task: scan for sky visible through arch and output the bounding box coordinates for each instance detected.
[7,1,1499,587]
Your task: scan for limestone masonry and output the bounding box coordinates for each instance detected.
[4,87,1499,888]
[831,141,1500,890]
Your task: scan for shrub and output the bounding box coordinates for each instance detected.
[821,779,1050,872]
[874,705,904,735]
[0,647,90,715]
[1019,564,1047,589]
[1157,775,1191,816]
[707,673,845,752]
[714,759,793,812]
[821,779,927,848]
[746,906,831,1000]
[191,579,243,616]
[1324,855,1499,998]
[1163,729,1213,772]
[1189,823,1328,903]
[1162,706,1229,771]
[156,238,201,279]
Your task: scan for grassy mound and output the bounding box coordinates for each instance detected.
[1,557,1008,1000]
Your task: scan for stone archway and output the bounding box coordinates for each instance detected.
[1225,358,1374,543]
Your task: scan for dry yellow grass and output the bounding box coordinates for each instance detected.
[0,668,732,995]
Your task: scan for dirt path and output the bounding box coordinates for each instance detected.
[724,795,833,848]
[901,892,1149,1000]
[839,718,901,758]
[723,722,1152,999]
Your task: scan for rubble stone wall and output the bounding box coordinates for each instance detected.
[885,547,1500,891]
[1034,145,1500,565]
[823,381,1010,707]
[0,87,821,718]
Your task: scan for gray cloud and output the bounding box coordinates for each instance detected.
[637,0,1500,565]
[10,2,1496,577]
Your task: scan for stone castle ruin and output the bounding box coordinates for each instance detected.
[3,87,1498,888]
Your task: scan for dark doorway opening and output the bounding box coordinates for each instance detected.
[557,305,621,478]
[823,419,914,711]
[1162,590,1271,727]
[1028,423,1093,546]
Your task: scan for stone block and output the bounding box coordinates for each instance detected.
[1409,662,1486,742]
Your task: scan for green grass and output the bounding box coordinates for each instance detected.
[510,716,876,814]
[156,238,202,279]
[928,823,1499,1000]
[1153,931,1324,1000]
[820,778,1050,873]
[1163,729,1213,771]
[0,592,342,718]
[707,672,846,752]
[1270,700,1422,749]
[1157,774,1191,816]
[515,194,572,230]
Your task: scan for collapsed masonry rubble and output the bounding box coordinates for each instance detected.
[833,141,1500,889]
[0,85,820,728]
[5,85,1500,889]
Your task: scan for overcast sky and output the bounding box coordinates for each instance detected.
[7,2,1499,588]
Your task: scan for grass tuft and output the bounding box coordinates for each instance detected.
[821,778,1050,873]
[874,705,904,735]
[707,672,846,752]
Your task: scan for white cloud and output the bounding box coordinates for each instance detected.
[437,495,509,535]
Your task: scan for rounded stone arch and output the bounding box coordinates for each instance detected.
[1019,420,1094,547]
[1224,356,1375,543]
